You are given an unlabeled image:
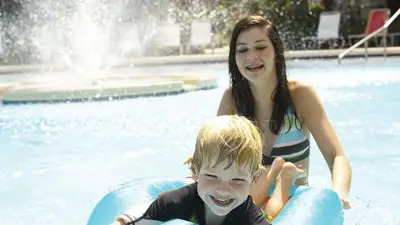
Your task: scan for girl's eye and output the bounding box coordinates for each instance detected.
[237,48,248,53]
[256,46,266,50]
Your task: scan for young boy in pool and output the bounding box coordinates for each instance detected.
[112,115,272,225]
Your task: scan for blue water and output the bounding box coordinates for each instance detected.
[1,57,400,225]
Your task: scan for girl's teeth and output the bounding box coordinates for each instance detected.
[247,65,262,69]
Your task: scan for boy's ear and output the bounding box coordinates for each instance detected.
[191,165,199,181]
[252,168,262,183]
[252,174,259,183]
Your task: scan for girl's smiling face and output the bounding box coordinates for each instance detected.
[195,160,253,217]
[235,26,276,83]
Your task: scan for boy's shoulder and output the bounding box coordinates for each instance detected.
[224,195,270,225]
[152,182,202,213]
[144,182,203,223]
[158,182,198,202]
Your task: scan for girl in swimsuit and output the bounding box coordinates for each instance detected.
[217,15,352,219]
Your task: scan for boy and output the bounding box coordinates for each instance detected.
[112,115,271,225]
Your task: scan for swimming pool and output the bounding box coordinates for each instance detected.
[1,57,399,225]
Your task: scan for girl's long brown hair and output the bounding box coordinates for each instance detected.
[228,15,301,134]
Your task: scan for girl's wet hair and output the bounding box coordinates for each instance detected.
[228,15,301,134]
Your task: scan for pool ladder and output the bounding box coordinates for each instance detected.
[338,8,400,64]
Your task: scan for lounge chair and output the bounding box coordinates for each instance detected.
[190,20,212,46]
[158,23,181,47]
[302,11,345,49]
[348,8,390,46]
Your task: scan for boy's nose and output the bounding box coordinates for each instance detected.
[216,181,231,193]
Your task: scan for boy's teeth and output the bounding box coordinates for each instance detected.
[215,197,229,202]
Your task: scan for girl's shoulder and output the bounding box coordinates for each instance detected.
[288,80,316,100]
[288,80,321,120]
[222,85,233,95]
[218,85,237,115]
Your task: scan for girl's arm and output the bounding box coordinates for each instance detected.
[292,82,352,209]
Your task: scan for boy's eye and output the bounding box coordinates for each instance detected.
[232,178,246,184]
[205,174,218,179]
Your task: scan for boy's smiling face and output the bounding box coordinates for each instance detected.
[194,159,253,217]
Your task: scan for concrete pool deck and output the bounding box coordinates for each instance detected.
[1,46,399,104]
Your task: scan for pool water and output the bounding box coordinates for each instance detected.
[1,57,400,225]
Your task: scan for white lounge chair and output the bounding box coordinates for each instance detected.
[190,20,212,46]
[302,11,345,49]
[158,23,181,47]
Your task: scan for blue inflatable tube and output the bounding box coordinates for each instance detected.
[87,178,343,225]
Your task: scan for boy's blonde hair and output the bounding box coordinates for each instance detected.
[188,115,262,176]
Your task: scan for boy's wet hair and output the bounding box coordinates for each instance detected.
[188,115,262,176]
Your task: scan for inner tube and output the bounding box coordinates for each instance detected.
[86,178,343,225]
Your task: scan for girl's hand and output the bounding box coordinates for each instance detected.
[338,192,351,209]
[111,220,125,225]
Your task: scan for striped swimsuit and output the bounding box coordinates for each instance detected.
[262,109,310,166]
